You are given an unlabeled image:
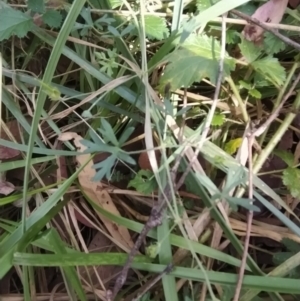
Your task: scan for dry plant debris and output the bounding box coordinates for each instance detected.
[2,1,300,301]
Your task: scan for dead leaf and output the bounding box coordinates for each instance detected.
[0,117,50,160]
[0,181,15,195]
[289,0,300,8]
[59,132,134,251]
[243,0,289,44]
[278,129,293,151]
[0,268,14,294]
[294,141,300,164]
[0,119,27,142]
[33,13,44,27]
[138,150,161,171]
[0,120,24,160]
[46,0,68,9]
[78,231,123,289]
[74,206,97,229]
[0,146,20,160]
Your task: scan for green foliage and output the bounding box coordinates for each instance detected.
[0,7,33,41]
[239,36,286,86]
[127,15,169,40]
[264,32,286,55]
[197,166,260,212]
[211,113,225,126]
[146,242,160,259]
[239,80,262,99]
[39,81,61,101]
[224,138,242,155]
[81,119,136,181]
[28,0,63,29]
[252,56,286,86]
[128,170,158,195]
[273,238,300,277]
[159,34,236,91]
[239,37,262,63]
[196,0,220,10]
[239,80,252,90]
[143,15,169,40]
[274,150,295,167]
[283,167,300,198]
[76,8,115,37]
[28,0,45,13]
[0,4,63,41]
[248,88,261,99]
[95,49,118,77]
[42,10,63,29]
[235,2,257,16]
[226,30,240,44]
[107,0,123,9]
[2,0,300,299]
[139,292,154,301]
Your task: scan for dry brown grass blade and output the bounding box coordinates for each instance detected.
[59,132,134,251]
[230,218,300,244]
[174,89,236,113]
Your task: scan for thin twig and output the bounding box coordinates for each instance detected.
[109,195,166,300]
[254,72,300,138]
[110,157,179,300]
[231,9,300,52]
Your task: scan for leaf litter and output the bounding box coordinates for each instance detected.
[3,1,300,300]
[59,132,134,252]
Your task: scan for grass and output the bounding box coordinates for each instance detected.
[1,0,300,301]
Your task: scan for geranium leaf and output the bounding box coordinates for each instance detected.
[0,7,33,41]
[159,34,235,90]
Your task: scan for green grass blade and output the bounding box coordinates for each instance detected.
[81,188,250,270]
[32,27,145,112]
[0,139,80,156]
[0,158,89,279]
[0,156,55,172]
[157,210,179,301]
[46,230,88,301]
[172,0,184,32]
[0,199,68,279]
[21,0,87,234]
[0,182,63,206]
[1,88,46,148]
[13,253,300,294]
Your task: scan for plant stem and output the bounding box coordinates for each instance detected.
[226,76,249,123]
[255,62,299,161]
[253,90,300,173]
